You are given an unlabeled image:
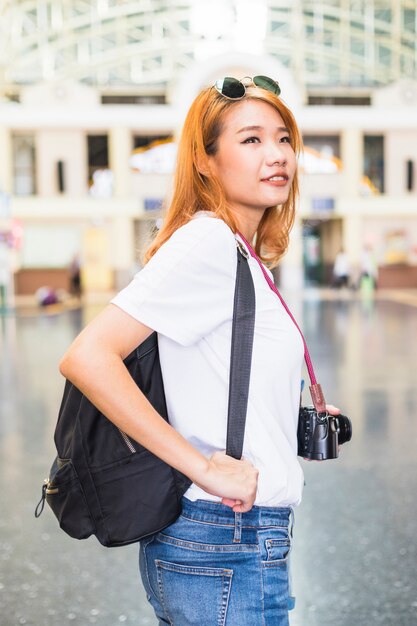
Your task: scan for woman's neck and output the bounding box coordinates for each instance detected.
[232,208,265,243]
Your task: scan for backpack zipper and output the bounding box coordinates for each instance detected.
[118,429,136,453]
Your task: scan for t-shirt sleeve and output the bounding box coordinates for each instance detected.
[111,216,237,345]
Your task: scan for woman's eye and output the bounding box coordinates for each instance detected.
[280,136,291,143]
[242,136,260,144]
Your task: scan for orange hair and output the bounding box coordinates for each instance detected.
[144,84,302,267]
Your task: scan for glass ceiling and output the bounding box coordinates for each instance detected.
[0,0,415,94]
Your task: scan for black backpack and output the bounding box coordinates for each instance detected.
[35,246,255,547]
[36,332,191,546]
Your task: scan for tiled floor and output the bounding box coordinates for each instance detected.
[1,290,416,626]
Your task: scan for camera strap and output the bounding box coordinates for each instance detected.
[237,233,327,415]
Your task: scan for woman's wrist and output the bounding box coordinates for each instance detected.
[183,450,211,487]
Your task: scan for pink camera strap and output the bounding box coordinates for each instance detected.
[237,232,327,414]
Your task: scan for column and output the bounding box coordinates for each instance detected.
[0,127,13,194]
[108,127,132,197]
[279,214,304,291]
[111,215,136,290]
[340,128,364,197]
[343,212,362,283]
[82,226,113,293]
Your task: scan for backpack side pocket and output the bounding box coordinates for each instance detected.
[46,457,95,540]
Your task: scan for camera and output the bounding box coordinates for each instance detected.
[297,406,352,460]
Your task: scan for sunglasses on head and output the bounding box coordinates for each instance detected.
[214,75,281,100]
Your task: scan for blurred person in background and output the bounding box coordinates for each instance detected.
[360,244,378,291]
[69,253,82,297]
[60,76,343,626]
[332,247,350,288]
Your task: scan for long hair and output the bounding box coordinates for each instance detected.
[144,85,302,267]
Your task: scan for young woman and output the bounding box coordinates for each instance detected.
[60,76,341,626]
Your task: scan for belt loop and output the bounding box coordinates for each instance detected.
[233,512,242,543]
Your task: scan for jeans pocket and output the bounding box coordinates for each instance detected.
[265,537,291,563]
[259,529,292,624]
[259,527,291,566]
[155,559,233,626]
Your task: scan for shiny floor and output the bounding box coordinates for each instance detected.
[1,291,417,626]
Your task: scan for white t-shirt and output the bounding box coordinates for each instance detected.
[111,212,305,507]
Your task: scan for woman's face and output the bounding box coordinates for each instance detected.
[207,99,297,229]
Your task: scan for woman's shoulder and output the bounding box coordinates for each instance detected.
[177,211,234,240]
[164,212,237,261]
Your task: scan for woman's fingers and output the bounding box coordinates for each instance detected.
[200,451,259,511]
[221,498,240,508]
[326,403,341,415]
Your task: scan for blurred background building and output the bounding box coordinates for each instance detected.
[0,0,417,301]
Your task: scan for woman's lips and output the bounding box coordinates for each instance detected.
[261,175,289,186]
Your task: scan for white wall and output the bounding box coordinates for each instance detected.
[362,216,417,266]
[21,224,81,268]
[299,172,343,201]
[36,129,88,197]
[385,130,417,197]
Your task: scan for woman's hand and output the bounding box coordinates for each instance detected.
[194,451,259,513]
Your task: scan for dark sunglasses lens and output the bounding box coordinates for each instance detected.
[215,77,245,99]
[253,75,281,95]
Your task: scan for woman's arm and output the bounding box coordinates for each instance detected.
[60,304,258,513]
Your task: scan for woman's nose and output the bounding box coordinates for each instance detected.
[266,143,287,166]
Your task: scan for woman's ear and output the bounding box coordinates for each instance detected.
[196,154,211,177]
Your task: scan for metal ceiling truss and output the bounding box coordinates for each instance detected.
[1,0,197,89]
[0,0,416,94]
[266,0,417,87]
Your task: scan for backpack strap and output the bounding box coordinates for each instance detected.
[226,244,256,460]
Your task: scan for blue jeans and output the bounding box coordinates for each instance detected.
[139,498,294,626]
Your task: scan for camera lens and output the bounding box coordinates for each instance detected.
[337,414,352,445]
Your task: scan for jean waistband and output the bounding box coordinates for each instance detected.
[181,498,292,529]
